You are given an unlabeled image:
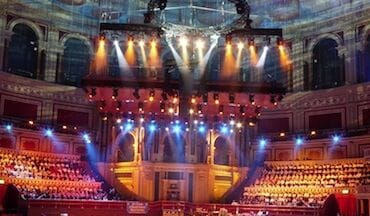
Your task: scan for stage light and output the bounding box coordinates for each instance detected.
[279,132,285,137]
[149,123,156,132]
[112,88,118,100]
[248,38,255,48]
[295,137,304,146]
[197,104,202,114]
[196,39,205,49]
[139,40,145,47]
[150,39,157,47]
[5,124,12,132]
[189,108,194,115]
[248,121,255,127]
[140,117,145,123]
[165,127,169,132]
[270,95,277,106]
[125,122,134,131]
[225,34,232,45]
[160,102,165,113]
[113,40,119,46]
[218,105,224,115]
[62,125,67,129]
[88,88,96,99]
[276,37,284,48]
[28,120,34,125]
[213,93,220,104]
[168,107,175,114]
[249,95,255,105]
[82,133,91,143]
[194,120,199,125]
[45,129,53,137]
[229,119,235,126]
[220,124,229,134]
[116,101,122,111]
[191,95,196,104]
[239,105,246,115]
[332,135,341,144]
[172,124,181,133]
[173,93,178,103]
[116,118,122,124]
[237,42,244,49]
[259,139,267,147]
[99,32,106,41]
[236,122,243,128]
[179,36,188,47]
[99,100,106,110]
[149,89,155,102]
[255,107,261,116]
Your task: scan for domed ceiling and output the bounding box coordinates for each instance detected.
[8,0,369,28]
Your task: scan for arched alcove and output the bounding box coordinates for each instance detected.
[362,35,370,82]
[312,38,344,90]
[117,133,135,162]
[7,23,38,78]
[61,38,90,86]
[214,136,230,166]
[163,134,186,163]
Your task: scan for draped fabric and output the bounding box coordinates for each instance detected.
[335,194,357,216]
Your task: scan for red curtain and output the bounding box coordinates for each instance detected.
[335,194,357,216]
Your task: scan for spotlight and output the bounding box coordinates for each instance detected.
[161,91,168,101]
[237,42,244,49]
[189,108,194,115]
[249,95,255,105]
[264,37,271,47]
[229,119,235,126]
[229,93,235,104]
[125,122,134,131]
[236,122,243,128]
[99,100,106,110]
[160,102,166,113]
[138,101,144,112]
[150,38,157,47]
[99,32,106,41]
[310,131,316,136]
[239,105,246,115]
[213,93,220,104]
[197,103,202,114]
[149,123,156,132]
[196,39,205,49]
[172,124,181,133]
[116,118,122,124]
[198,125,206,133]
[112,88,119,100]
[259,139,267,147]
[276,37,284,48]
[279,132,285,137]
[113,40,119,46]
[332,135,341,144]
[158,0,167,10]
[191,95,196,104]
[139,40,145,47]
[88,88,96,99]
[248,38,255,48]
[45,129,53,137]
[133,89,140,100]
[116,101,122,111]
[62,125,67,129]
[179,36,188,47]
[168,107,175,114]
[172,93,178,103]
[295,137,304,146]
[218,105,224,115]
[149,89,155,102]
[82,133,91,143]
[225,34,232,45]
[5,124,12,132]
[220,124,229,134]
[270,95,278,106]
[28,120,34,125]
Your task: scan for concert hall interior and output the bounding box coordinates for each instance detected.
[0,0,370,216]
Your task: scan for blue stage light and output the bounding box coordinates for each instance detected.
[173,124,181,133]
[45,129,53,137]
[149,124,156,132]
[5,124,12,132]
[259,139,267,147]
[220,125,228,134]
[332,135,341,144]
[125,123,133,131]
[198,125,206,133]
[295,138,304,146]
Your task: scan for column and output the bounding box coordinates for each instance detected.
[44,26,62,82]
[343,27,357,85]
[291,39,305,92]
[0,9,7,71]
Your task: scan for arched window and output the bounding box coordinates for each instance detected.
[163,134,185,163]
[214,136,230,166]
[117,133,135,162]
[312,38,344,89]
[61,38,90,86]
[7,24,38,78]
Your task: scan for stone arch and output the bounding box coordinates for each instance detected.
[116,133,135,162]
[7,23,39,78]
[7,18,44,41]
[60,33,94,56]
[214,136,230,166]
[311,38,344,89]
[308,33,344,54]
[162,133,186,163]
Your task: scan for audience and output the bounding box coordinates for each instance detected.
[241,159,368,207]
[0,149,122,201]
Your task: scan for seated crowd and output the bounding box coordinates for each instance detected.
[241,159,369,207]
[0,149,122,200]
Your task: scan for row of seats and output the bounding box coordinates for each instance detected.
[0,148,122,200]
[241,159,370,207]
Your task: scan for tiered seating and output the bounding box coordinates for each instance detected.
[0,148,121,200]
[241,158,368,207]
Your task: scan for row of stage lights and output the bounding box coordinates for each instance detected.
[99,33,286,50]
[3,123,93,145]
[258,134,342,148]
